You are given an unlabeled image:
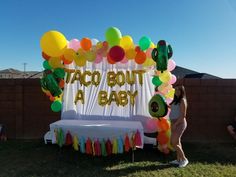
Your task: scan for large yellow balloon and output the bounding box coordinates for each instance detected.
[40,31,67,57]
[120,35,133,50]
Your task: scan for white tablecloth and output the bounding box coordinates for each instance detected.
[49,120,144,148]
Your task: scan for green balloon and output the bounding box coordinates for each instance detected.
[152,76,162,86]
[53,68,65,79]
[43,61,52,70]
[51,100,62,112]
[105,27,122,47]
[139,36,151,51]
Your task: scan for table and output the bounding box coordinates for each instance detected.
[46,120,144,161]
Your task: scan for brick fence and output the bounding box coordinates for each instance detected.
[0,78,235,142]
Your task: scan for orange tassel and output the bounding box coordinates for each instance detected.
[86,138,92,155]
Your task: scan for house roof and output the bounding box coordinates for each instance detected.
[172,66,221,79]
[0,66,220,79]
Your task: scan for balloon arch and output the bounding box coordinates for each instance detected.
[40,27,176,154]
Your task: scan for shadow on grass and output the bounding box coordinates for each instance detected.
[0,140,235,177]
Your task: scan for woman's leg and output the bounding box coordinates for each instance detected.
[171,119,187,161]
[171,132,186,161]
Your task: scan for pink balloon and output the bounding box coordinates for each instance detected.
[146,48,153,58]
[94,54,103,64]
[120,57,128,63]
[146,119,158,132]
[166,98,173,105]
[169,74,177,84]
[68,39,80,51]
[167,59,176,71]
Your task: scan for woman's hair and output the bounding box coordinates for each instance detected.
[171,85,186,105]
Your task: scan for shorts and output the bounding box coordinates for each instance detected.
[171,118,187,138]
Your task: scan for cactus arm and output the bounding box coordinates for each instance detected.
[167,45,173,59]
[151,48,158,62]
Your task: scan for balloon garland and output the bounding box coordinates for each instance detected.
[40,27,156,112]
[148,39,176,153]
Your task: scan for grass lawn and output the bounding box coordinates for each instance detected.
[0,140,235,177]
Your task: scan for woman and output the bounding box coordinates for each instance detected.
[227,115,236,143]
[169,85,188,167]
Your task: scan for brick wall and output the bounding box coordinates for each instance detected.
[0,79,59,139]
[0,78,235,142]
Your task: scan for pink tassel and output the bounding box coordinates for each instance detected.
[65,131,73,146]
[96,139,101,156]
[106,139,112,155]
[134,130,142,147]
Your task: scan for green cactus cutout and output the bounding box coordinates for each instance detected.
[152,40,173,72]
[40,70,62,97]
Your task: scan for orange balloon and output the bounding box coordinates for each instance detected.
[42,52,50,60]
[160,119,170,131]
[157,119,170,132]
[59,79,65,88]
[157,132,169,145]
[61,55,73,65]
[49,96,55,102]
[135,51,146,64]
[80,38,92,51]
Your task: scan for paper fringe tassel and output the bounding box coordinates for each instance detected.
[54,129,144,155]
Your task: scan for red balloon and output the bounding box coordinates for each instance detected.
[107,54,116,64]
[135,46,141,52]
[108,46,125,62]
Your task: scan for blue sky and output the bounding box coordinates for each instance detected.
[0,0,236,78]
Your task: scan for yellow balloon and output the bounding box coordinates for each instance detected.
[55,93,63,102]
[40,31,67,57]
[142,57,155,67]
[48,57,64,69]
[120,35,133,50]
[159,71,171,83]
[74,52,86,67]
[125,48,136,60]
[96,42,103,49]
[63,48,76,62]
[85,50,96,62]
[150,42,155,48]
[165,88,175,99]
